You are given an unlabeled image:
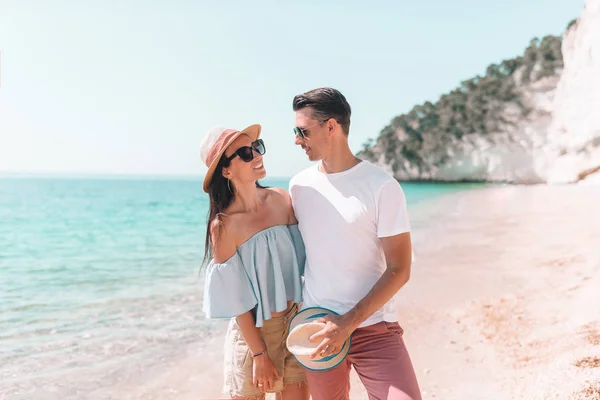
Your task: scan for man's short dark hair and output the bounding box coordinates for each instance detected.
[292,87,352,136]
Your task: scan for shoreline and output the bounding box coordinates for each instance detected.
[3,183,598,399]
[121,184,600,400]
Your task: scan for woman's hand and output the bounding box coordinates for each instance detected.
[252,353,281,392]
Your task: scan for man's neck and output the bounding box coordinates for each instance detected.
[319,144,362,174]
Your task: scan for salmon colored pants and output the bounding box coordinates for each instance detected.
[304,321,422,400]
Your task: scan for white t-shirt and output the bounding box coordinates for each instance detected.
[289,160,411,328]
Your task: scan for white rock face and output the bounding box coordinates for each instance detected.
[433,77,559,184]
[383,76,561,184]
[543,0,600,184]
[368,0,600,184]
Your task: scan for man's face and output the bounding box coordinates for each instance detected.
[294,107,329,162]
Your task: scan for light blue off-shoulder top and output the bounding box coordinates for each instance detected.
[202,224,305,328]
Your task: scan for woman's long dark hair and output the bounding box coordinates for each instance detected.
[202,154,265,266]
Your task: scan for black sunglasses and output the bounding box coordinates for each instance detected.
[225,139,266,163]
[293,119,329,139]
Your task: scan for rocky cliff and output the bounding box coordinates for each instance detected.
[544,0,600,184]
[359,0,600,184]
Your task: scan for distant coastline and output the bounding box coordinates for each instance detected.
[0,171,495,184]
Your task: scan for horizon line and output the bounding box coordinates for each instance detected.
[0,171,293,180]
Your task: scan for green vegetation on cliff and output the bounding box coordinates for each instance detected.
[359,35,563,175]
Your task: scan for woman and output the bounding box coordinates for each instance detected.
[200,124,309,400]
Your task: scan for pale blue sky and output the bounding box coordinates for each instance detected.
[0,0,585,178]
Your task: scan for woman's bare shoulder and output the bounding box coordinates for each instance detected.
[265,186,291,202]
[209,213,239,263]
[264,187,296,224]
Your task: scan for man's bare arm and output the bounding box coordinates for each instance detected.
[309,232,412,358]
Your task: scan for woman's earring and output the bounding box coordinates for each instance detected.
[227,179,233,193]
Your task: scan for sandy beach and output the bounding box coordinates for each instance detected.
[349,183,600,400]
[62,184,599,400]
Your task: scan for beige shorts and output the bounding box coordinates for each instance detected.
[223,303,306,398]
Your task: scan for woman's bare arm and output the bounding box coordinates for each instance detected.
[210,216,278,389]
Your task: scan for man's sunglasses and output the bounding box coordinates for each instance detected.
[293,119,329,139]
[224,139,266,163]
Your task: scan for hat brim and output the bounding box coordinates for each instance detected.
[202,124,261,193]
[287,306,352,372]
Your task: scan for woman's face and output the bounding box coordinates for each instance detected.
[222,134,266,184]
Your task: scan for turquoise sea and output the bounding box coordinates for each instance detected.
[0,176,482,398]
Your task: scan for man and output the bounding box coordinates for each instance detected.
[288,87,422,400]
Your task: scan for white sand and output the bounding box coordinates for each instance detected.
[348,184,600,400]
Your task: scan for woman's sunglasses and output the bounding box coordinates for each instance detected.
[224,139,266,163]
